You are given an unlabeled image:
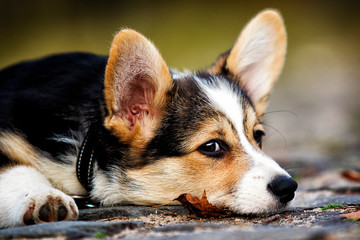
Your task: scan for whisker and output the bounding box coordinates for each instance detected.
[263,110,299,118]
[262,122,288,147]
[285,165,305,172]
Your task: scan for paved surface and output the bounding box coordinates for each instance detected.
[0,170,359,239]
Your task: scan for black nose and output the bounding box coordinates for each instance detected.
[268,176,298,204]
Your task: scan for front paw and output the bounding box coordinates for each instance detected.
[23,189,78,225]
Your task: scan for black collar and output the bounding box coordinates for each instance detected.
[76,125,96,192]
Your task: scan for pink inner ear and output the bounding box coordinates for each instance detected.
[123,79,153,129]
[126,104,150,128]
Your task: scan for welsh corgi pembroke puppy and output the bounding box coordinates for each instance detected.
[0,9,297,228]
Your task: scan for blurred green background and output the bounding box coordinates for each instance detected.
[1,0,359,173]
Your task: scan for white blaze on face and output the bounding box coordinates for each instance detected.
[197,76,291,213]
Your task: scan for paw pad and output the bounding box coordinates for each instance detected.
[23,191,78,225]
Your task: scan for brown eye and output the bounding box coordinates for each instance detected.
[198,140,227,158]
[253,130,265,148]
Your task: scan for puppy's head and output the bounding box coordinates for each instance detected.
[101,9,297,214]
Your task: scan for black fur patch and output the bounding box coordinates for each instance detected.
[0,151,12,168]
[0,53,107,163]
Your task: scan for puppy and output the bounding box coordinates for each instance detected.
[0,9,297,228]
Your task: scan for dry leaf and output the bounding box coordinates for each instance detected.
[174,190,232,218]
[340,210,360,221]
[341,170,360,182]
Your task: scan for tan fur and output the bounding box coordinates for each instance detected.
[104,29,173,149]
[116,114,252,208]
[207,52,229,76]
[0,131,40,167]
[0,132,85,195]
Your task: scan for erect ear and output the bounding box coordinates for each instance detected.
[104,29,173,143]
[209,10,287,118]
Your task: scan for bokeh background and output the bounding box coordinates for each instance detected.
[1,0,359,177]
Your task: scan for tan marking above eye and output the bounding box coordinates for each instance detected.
[252,124,266,148]
[253,124,265,135]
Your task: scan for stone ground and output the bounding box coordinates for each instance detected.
[0,168,360,240]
